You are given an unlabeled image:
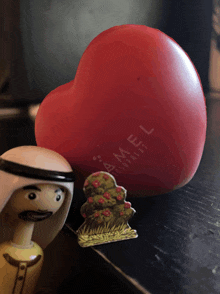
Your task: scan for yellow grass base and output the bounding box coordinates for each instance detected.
[77,223,138,247]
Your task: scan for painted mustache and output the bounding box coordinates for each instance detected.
[18,210,53,222]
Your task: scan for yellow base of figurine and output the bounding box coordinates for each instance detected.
[0,241,44,294]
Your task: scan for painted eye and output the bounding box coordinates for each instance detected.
[56,194,62,202]
[28,193,37,200]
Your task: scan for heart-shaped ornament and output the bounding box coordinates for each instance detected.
[35,25,207,196]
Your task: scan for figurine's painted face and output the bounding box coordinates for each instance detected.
[9,183,66,222]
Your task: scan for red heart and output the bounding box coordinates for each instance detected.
[35,25,207,196]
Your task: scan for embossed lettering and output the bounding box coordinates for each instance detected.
[103,162,116,173]
[139,125,154,135]
[113,148,130,163]
[127,135,142,147]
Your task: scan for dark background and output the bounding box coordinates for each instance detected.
[1,1,218,293]
[0,0,213,106]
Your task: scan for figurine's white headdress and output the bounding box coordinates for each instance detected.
[0,146,75,249]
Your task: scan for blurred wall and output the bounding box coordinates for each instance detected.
[162,0,212,95]
[20,0,166,95]
[7,0,212,102]
[209,0,220,97]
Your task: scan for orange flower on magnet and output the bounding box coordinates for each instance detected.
[93,172,100,177]
[98,198,105,204]
[117,195,123,201]
[88,197,93,203]
[84,179,89,187]
[92,180,101,188]
[103,192,111,199]
[102,209,111,217]
[116,187,122,192]
[124,202,131,209]
[103,174,109,180]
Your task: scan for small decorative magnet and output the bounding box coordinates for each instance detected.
[76,171,138,247]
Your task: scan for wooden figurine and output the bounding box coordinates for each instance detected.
[77,171,137,247]
[0,146,75,294]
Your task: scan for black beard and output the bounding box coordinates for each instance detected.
[18,210,53,222]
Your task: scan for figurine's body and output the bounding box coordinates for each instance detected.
[0,146,75,294]
[0,241,43,294]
